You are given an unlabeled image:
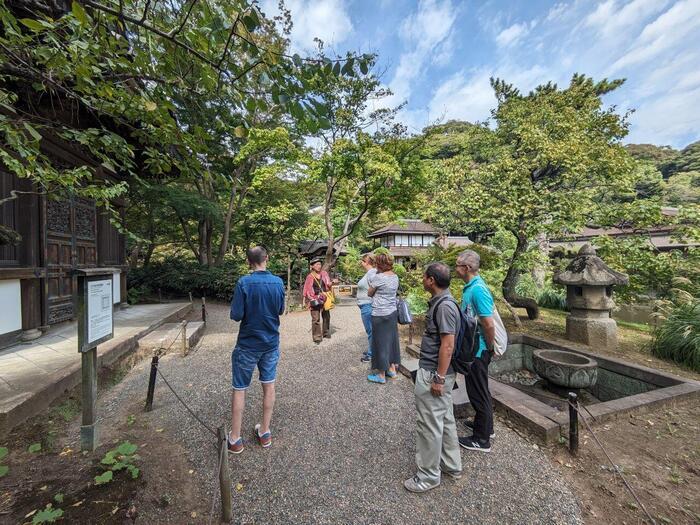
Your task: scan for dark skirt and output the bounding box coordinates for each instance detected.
[370,311,400,371]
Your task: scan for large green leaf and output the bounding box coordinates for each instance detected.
[116,441,137,456]
[28,443,42,453]
[0,465,8,478]
[71,1,89,25]
[94,470,113,485]
[0,447,8,460]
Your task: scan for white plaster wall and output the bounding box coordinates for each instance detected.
[0,279,22,335]
[113,272,121,304]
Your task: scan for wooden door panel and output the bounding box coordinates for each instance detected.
[44,196,96,325]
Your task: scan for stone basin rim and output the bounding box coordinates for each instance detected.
[532,349,598,369]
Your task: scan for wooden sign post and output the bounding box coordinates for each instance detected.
[75,268,116,451]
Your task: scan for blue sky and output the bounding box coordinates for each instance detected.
[260,0,700,149]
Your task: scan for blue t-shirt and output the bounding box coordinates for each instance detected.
[230,271,285,352]
[461,275,494,358]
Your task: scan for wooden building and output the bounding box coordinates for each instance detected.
[0,134,126,347]
[368,219,472,266]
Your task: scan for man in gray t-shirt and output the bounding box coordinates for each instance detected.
[404,262,462,493]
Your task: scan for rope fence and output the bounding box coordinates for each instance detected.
[142,321,233,523]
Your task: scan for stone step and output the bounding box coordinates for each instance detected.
[138,321,205,355]
[406,343,421,359]
[399,351,419,382]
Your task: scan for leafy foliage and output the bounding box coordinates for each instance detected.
[660,140,700,178]
[31,504,63,524]
[128,257,245,301]
[651,293,700,372]
[95,440,140,485]
[422,75,634,316]
[28,442,41,453]
[0,446,7,478]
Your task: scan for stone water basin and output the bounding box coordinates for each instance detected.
[532,349,598,389]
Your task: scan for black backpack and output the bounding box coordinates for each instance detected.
[433,296,479,375]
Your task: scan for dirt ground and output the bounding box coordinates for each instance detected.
[0,309,206,525]
[500,308,700,525]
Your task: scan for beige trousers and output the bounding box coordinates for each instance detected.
[414,367,462,484]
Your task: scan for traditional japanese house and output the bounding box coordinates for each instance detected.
[0,135,127,348]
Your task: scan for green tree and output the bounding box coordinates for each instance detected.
[301,49,424,268]
[0,0,366,231]
[425,75,634,318]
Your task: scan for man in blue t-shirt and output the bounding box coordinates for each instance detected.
[455,249,496,452]
[227,246,285,454]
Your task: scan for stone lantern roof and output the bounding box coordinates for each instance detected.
[553,244,629,287]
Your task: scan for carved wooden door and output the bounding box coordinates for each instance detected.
[45,196,97,325]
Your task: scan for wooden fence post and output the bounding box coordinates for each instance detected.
[217,427,233,522]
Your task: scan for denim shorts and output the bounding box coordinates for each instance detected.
[231,346,280,390]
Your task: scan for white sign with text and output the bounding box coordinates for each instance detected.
[87,279,113,345]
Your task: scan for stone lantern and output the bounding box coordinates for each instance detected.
[553,244,629,349]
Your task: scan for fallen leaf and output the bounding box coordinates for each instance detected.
[111,506,119,515]
[59,447,73,456]
[191,511,197,518]
[188,469,194,474]
[532,444,539,450]
[71,500,84,507]
[25,509,37,518]
[647,420,654,426]
[156,428,164,433]
[235,483,243,492]
[565,463,573,468]
[39,485,48,491]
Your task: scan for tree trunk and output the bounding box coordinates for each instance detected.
[531,233,549,288]
[502,231,539,320]
[285,256,292,315]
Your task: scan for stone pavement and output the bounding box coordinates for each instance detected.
[0,302,191,434]
[101,302,583,524]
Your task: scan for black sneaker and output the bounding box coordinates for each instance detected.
[459,436,491,453]
[360,353,371,362]
[463,419,495,439]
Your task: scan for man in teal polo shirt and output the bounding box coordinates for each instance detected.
[455,249,496,452]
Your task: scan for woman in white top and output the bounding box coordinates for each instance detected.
[356,253,377,363]
[367,252,401,384]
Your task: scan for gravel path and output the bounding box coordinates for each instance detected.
[99,302,582,525]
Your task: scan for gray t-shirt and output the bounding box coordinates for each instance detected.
[369,272,399,316]
[420,290,460,373]
[356,268,377,306]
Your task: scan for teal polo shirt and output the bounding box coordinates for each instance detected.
[461,275,495,358]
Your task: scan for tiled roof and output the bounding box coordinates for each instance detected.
[368,220,439,238]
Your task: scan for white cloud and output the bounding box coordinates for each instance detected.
[387,0,457,104]
[496,22,528,47]
[610,0,700,72]
[260,0,353,53]
[627,82,700,145]
[427,64,551,124]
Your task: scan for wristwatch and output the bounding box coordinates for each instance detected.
[432,373,446,385]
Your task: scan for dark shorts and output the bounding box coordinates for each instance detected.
[231,346,280,390]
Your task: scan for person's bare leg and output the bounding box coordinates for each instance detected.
[230,389,246,441]
[260,382,276,434]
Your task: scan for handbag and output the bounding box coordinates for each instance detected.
[312,275,335,311]
[397,296,412,325]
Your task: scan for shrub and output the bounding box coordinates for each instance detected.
[651,294,700,372]
[537,288,568,311]
[128,257,245,302]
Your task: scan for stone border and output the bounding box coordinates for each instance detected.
[402,335,700,444]
[0,302,192,436]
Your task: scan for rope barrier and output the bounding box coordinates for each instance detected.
[573,403,656,525]
[144,321,230,522]
[497,382,655,523]
[208,432,227,525]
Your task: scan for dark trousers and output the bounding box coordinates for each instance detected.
[311,308,330,342]
[465,351,493,441]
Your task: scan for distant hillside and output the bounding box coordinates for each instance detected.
[626,140,700,178]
